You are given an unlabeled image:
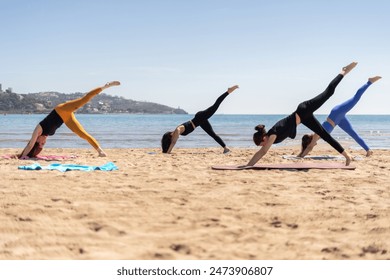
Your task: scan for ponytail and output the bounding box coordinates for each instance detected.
[161,132,173,153]
[300,134,313,154]
[27,142,43,158]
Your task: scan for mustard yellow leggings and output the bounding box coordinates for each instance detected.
[54,87,102,150]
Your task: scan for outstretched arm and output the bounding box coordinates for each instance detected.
[246,134,276,166]
[19,124,43,158]
[167,125,185,154]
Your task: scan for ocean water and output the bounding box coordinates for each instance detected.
[1,114,390,150]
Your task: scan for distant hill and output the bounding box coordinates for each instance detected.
[0,91,188,114]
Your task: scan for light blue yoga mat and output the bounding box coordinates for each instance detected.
[18,162,118,172]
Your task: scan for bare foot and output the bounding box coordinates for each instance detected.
[345,154,352,166]
[103,81,121,89]
[341,62,358,76]
[98,148,107,157]
[366,150,373,157]
[223,147,231,154]
[368,76,382,83]
[227,85,239,94]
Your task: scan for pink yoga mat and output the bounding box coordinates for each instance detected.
[2,154,77,161]
[212,162,356,170]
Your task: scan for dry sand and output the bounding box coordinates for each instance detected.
[0,146,389,260]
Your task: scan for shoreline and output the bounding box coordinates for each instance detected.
[1,146,389,260]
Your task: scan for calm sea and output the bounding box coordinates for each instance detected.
[1,114,390,150]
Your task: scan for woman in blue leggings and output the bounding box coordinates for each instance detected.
[161,85,239,153]
[245,62,357,167]
[299,76,382,158]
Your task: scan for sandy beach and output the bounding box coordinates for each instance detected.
[0,145,389,260]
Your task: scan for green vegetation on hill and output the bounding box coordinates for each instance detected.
[0,91,187,114]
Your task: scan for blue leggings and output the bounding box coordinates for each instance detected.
[322,81,372,151]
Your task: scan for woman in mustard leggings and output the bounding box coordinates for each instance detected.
[19,81,120,158]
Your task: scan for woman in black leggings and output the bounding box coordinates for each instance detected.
[245,62,357,166]
[161,85,239,153]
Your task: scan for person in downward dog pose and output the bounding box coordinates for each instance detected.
[19,81,120,158]
[161,85,239,154]
[298,76,382,158]
[244,62,358,167]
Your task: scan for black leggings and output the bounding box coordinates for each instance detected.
[295,74,345,153]
[191,91,229,147]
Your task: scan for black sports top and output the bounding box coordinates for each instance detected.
[180,121,195,136]
[266,113,297,144]
[39,110,64,136]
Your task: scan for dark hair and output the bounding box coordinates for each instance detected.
[301,134,313,154]
[161,132,172,153]
[27,142,43,158]
[253,124,267,146]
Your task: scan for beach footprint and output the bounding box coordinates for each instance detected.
[169,243,191,255]
[87,221,126,236]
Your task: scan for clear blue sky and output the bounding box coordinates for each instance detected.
[1,0,389,114]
